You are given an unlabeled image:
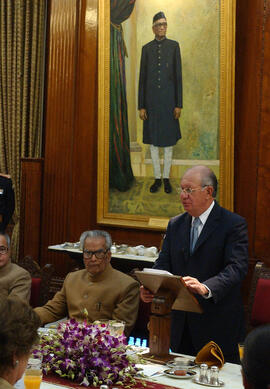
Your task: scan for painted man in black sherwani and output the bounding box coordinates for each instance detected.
[138,11,182,194]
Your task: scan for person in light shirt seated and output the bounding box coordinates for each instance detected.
[34,230,140,336]
[242,324,270,389]
[0,233,31,301]
[0,296,40,389]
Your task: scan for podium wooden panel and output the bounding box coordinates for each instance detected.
[149,315,171,357]
[135,270,202,359]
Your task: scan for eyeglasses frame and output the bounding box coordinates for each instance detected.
[153,22,167,29]
[83,248,109,260]
[177,185,209,195]
[0,246,8,255]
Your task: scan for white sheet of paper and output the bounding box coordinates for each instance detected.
[136,363,166,377]
[142,268,173,275]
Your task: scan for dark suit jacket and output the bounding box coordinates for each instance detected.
[154,201,249,360]
[138,38,182,147]
[0,175,15,233]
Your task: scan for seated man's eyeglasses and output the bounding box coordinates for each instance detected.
[0,246,8,255]
[177,186,208,195]
[83,249,109,259]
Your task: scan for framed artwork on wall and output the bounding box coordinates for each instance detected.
[97,0,236,230]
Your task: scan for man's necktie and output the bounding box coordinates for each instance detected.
[190,217,201,254]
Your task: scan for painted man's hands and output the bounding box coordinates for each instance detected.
[139,109,147,120]
[174,107,181,119]
[140,108,181,120]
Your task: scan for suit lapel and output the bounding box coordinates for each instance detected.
[179,213,192,260]
[193,202,221,253]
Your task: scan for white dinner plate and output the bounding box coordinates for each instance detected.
[164,369,197,379]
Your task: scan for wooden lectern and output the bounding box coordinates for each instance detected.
[135,270,203,362]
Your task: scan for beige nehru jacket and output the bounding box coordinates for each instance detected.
[0,260,31,302]
[35,264,140,336]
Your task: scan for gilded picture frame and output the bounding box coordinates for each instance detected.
[97,0,235,231]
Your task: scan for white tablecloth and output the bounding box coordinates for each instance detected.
[143,361,243,388]
[40,360,243,389]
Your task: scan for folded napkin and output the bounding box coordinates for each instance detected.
[195,341,224,368]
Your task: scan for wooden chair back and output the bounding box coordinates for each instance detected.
[19,256,55,307]
[247,261,270,331]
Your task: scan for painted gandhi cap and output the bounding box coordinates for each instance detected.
[153,11,166,24]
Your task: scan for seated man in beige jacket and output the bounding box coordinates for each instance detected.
[0,233,31,301]
[35,230,140,336]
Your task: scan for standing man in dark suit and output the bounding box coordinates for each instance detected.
[141,165,248,362]
[138,12,182,194]
[0,174,15,233]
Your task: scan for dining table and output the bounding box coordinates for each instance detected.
[135,358,244,388]
[39,352,244,389]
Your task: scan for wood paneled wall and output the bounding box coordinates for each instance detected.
[235,0,270,264]
[41,0,161,275]
[41,0,102,274]
[39,0,270,278]
[20,159,43,260]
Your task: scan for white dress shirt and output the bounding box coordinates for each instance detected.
[191,200,215,236]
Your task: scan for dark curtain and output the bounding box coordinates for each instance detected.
[110,0,135,191]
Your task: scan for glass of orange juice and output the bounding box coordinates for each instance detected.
[238,343,244,361]
[24,358,42,389]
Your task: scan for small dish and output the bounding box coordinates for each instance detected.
[61,242,74,248]
[73,242,80,249]
[193,377,224,387]
[166,360,197,370]
[164,369,197,379]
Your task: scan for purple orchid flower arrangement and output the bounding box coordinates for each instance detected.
[33,319,140,387]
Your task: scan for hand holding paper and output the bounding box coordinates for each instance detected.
[183,276,209,296]
[136,269,203,313]
[140,285,154,303]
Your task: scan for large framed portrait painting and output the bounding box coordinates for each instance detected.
[97,0,236,230]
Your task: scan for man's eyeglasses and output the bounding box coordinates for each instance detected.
[153,22,167,28]
[0,246,8,255]
[177,186,208,195]
[83,249,109,259]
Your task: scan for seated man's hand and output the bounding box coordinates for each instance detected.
[140,285,154,303]
[183,276,208,296]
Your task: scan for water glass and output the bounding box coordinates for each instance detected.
[108,320,125,337]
